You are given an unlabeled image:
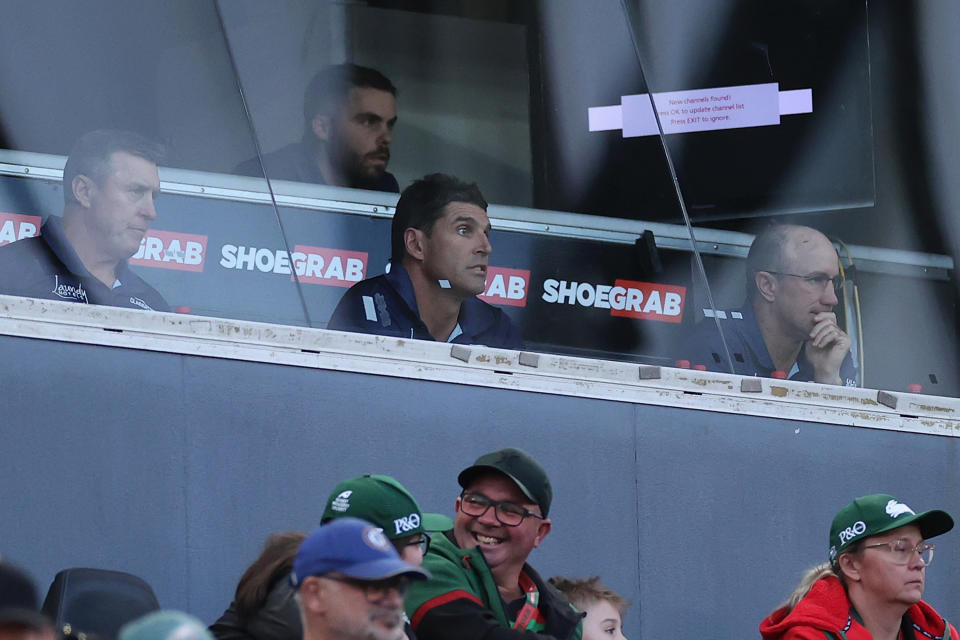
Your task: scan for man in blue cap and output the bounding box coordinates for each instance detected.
[292,518,429,640]
[210,475,448,640]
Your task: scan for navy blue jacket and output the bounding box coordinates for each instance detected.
[327,264,523,349]
[684,304,858,386]
[234,141,400,193]
[0,216,170,312]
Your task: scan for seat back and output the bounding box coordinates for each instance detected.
[41,568,160,640]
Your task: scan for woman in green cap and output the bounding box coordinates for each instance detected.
[760,493,955,640]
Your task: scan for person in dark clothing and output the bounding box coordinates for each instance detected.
[234,64,399,193]
[0,129,169,311]
[208,533,305,640]
[328,174,521,348]
[210,475,450,640]
[685,224,855,385]
[0,560,55,640]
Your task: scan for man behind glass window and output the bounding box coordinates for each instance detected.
[685,223,856,385]
[404,447,582,640]
[0,129,169,311]
[235,64,399,192]
[327,173,522,348]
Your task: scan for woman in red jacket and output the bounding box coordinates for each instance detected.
[760,493,955,640]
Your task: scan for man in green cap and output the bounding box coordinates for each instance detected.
[320,474,452,566]
[405,448,582,640]
[210,474,450,640]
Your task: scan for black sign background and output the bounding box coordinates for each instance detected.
[0,173,693,364]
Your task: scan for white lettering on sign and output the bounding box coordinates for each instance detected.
[541,278,686,323]
[0,212,42,247]
[219,244,367,288]
[131,229,208,272]
[478,267,530,308]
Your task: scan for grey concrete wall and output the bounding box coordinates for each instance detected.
[1,334,958,638]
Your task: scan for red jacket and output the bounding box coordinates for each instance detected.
[759,575,955,639]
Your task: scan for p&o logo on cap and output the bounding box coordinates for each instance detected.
[393,513,421,535]
[838,520,866,544]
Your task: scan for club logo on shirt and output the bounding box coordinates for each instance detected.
[51,275,88,303]
[128,297,153,311]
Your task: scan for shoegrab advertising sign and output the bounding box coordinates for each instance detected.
[0,179,690,362]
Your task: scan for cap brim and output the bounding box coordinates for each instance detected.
[458,465,537,504]
[915,509,954,540]
[422,513,453,532]
[872,508,954,541]
[340,558,431,581]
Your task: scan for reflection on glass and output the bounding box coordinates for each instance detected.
[683,224,858,387]
[0,2,955,397]
[233,65,400,193]
[0,131,169,311]
[325,173,522,349]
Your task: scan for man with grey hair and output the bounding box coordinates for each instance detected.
[0,129,169,311]
[290,518,429,640]
[685,223,856,385]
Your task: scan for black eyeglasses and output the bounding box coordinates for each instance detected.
[320,574,411,601]
[459,492,544,527]
[399,532,431,555]
[763,271,843,295]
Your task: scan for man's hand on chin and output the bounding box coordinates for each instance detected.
[806,311,851,385]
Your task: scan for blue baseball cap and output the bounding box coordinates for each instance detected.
[290,517,430,588]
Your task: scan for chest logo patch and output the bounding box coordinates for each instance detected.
[51,275,88,303]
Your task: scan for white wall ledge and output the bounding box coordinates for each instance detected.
[1,295,957,437]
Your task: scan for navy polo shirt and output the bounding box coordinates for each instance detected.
[0,216,170,312]
[327,263,522,349]
[684,304,858,386]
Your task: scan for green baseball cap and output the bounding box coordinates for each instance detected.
[119,611,212,640]
[458,448,552,517]
[828,493,954,562]
[321,474,452,539]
